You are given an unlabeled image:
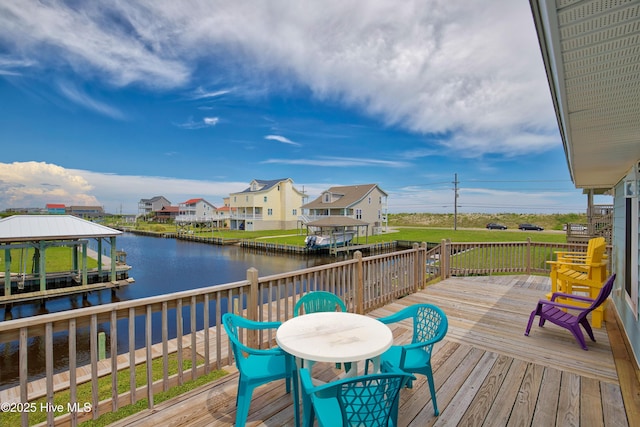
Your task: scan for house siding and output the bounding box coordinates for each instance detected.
[612,176,640,367]
[229,179,305,230]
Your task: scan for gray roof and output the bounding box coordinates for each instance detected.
[0,215,122,243]
[236,178,291,194]
[302,184,385,209]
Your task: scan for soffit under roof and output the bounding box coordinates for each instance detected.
[531,0,640,189]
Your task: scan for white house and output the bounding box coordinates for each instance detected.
[177,198,216,222]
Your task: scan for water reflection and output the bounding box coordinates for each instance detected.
[0,233,336,388]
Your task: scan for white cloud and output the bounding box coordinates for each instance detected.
[0,162,251,214]
[262,156,409,168]
[58,81,126,120]
[190,87,233,100]
[70,170,247,213]
[176,116,220,129]
[0,161,100,207]
[0,1,190,88]
[265,135,301,146]
[0,0,557,156]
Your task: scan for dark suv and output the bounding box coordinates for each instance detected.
[486,223,507,230]
[519,223,543,231]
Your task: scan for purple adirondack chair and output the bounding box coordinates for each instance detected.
[524,274,616,350]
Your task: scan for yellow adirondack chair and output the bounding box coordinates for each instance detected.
[547,237,608,327]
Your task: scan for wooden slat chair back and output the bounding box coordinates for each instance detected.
[547,237,609,328]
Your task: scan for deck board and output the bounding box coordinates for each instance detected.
[109,275,634,427]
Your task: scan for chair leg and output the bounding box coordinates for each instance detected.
[524,309,538,336]
[579,318,596,342]
[235,382,255,427]
[569,325,588,350]
[425,367,439,416]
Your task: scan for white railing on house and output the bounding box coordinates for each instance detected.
[0,239,610,426]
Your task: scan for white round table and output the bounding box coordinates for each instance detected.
[276,311,393,372]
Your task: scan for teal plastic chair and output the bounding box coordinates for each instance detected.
[369,304,448,416]
[294,290,347,316]
[222,313,294,427]
[294,291,350,372]
[299,361,414,427]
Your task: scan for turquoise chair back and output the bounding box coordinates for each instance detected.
[294,291,347,316]
[300,362,414,427]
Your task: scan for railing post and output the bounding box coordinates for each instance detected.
[441,239,450,280]
[354,251,364,314]
[420,242,427,289]
[526,238,531,275]
[413,243,420,292]
[247,267,259,347]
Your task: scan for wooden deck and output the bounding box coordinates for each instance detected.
[110,275,639,427]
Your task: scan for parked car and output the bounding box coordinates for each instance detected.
[486,223,507,230]
[519,223,544,231]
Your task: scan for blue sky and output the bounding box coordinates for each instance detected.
[0,1,611,215]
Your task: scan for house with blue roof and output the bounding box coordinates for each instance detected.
[228,178,307,231]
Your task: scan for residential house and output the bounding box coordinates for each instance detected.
[530,0,640,370]
[301,184,388,234]
[45,204,66,214]
[155,205,179,223]
[228,178,306,231]
[66,205,105,219]
[138,196,171,217]
[177,198,217,222]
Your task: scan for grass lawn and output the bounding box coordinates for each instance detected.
[3,352,226,427]
[254,227,567,246]
[5,247,99,273]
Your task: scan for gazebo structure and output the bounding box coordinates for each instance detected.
[0,215,132,309]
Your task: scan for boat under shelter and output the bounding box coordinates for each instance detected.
[0,215,133,310]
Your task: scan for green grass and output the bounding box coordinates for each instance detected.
[254,227,566,246]
[4,247,98,273]
[3,352,226,426]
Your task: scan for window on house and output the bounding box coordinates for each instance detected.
[292,209,297,215]
[268,208,273,216]
[356,209,362,219]
[324,193,330,203]
[264,196,267,202]
[368,197,371,204]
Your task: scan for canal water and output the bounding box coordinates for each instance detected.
[0,232,335,388]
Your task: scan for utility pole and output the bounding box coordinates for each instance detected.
[453,173,459,231]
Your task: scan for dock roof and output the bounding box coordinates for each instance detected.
[0,215,122,243]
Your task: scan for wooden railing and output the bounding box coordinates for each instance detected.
[0,243,426,426]
[436,238,612,278]
[0,239,611,426]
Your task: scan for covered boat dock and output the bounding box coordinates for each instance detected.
[0,215,133,310]
[304,216,371,254]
